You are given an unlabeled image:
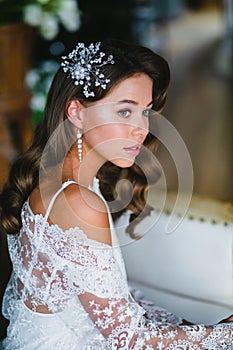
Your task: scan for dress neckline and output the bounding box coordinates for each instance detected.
[25,176,127,277]
[27,177,100,218]
[64,177,100,193]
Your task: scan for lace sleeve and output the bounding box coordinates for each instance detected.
[42,226,233,349]
[10,215,233,350]
[75,260,233,348]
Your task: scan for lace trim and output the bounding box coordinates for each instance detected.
[24,201,110,250]
[2,177,233,349]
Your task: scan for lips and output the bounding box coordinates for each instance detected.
[123,144,141,156]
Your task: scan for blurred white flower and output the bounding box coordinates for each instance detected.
[26,70,40,89]
[41,60,59,72]
[23,4,42,26]
[39,12,59,40]
[26,60,59,125]
[22,0,81,40]
[30,93,46,111]
[57,0,81,32]
[37,0,50,4]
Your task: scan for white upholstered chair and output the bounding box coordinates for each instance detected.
[116,191,233,324]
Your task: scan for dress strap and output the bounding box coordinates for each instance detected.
[44,180,78,221]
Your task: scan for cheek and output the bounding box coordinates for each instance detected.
[85,125,129,146]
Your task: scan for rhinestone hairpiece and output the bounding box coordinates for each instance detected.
[61,42,114,98]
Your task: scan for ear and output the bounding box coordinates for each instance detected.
[66,100,84,129]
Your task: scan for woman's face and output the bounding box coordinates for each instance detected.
[81,73,153,168]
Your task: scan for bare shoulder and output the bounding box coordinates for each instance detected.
[49,183,112,246]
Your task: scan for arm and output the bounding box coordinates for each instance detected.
[68,242,233,349]
[46,186,233,348]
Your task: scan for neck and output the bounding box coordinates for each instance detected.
[62,149,105,188]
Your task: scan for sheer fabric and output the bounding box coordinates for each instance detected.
[2,179,233,349]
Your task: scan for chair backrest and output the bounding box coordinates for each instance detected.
[116,191,233,324]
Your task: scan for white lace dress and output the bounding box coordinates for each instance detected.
[2,179,233,349]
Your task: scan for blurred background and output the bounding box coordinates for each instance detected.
[0,0,232,339]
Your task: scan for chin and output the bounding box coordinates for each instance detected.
[111,158,135,168]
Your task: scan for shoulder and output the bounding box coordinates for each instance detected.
[49,183,112,246]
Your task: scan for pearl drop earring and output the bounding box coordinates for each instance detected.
[77,129,83,162]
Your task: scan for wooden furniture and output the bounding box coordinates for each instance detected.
[0,23,34,157]
[0,23,34,340]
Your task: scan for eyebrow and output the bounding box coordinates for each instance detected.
[117,99,153,107]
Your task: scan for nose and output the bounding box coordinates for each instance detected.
[131,118,149,142]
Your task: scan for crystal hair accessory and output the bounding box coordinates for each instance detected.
[61,42,115,98]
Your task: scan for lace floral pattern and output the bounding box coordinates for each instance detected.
[129,286,183,326]
[2,181,233,349]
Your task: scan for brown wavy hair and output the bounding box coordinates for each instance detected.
[0,38,170,238]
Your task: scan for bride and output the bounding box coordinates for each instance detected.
[0,39,232,349]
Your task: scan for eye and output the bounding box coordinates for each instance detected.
[142,109,152,117]
[118,109,131,118]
